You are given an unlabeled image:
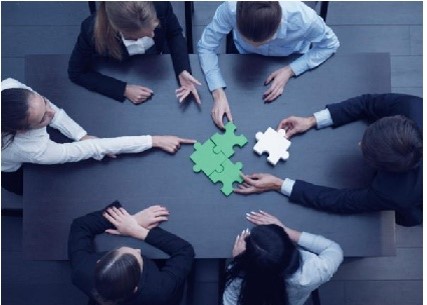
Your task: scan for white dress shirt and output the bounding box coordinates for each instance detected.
[1,78,152,172]
[197,1,340,91]
[223,232,343,305]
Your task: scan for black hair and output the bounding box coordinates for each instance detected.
[94,250,142,304]
[361,115,422,172]
[225,225,300,305]
[236,2,282,43]
[1,88,32,149]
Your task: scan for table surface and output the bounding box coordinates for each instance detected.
[24,53,395,260]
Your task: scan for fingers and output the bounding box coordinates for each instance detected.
[212,110,225,129]
[105,229,120,235]
[277,118,293,131]
[264,71,276,85]
[225,108,233,123]
[141,87,154,94]
[264,84,283,102]
[192,89,201,105]
[178,138,197,144]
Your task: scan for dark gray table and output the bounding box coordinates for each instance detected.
[24,53,395,260]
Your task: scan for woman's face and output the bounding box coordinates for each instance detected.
[26,93,56,129]
[121,21,158,41]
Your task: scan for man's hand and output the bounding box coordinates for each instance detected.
[277,116,316,138]
[103,206,148,240]
[79,135,116,158]
[263,66,294,102]
[234,173,283,194]
[176,70,202,105]
[152,136,196,154]
[232,229,250,257]
[124,84,154,104]
[212,88,233,129]
[133,205,169,229]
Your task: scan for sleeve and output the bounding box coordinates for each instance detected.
[289,179,397,214]
[222,278,241,305]
[197,2,234,91]
[23,135,152,165]
[144,227,195,295]
[67,18,128,102]
[326,94,408,127]
[162,2,191,76]
[68,201,121,267]
[289,13,340,76]
[48,102,87,141]
[297,232,343,282]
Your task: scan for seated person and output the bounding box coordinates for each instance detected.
[236,94,423,227]
[68,202,194,305]
[68,1,201,104]
[224,210,343,305]
[197,1,339,128]
[1,78,195,195]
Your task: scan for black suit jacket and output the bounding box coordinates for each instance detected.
[290,94,423,226]
[68,201,195,305]
[68,2,191,101]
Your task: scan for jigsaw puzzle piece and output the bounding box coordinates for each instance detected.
[190,140,227,176]
[209,159,243,196]
[254,128,291,166]
[211,122,248,158]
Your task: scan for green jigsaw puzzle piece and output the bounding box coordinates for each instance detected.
[190,139,227,176]
[209,159,243,196]
[211,122,248,158]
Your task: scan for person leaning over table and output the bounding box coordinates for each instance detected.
[223,211,343,305]
[68,201,195,305]
[235,94,422,227]
[68,1,201,105]
[197,1,339,129]
[1,78,195,196]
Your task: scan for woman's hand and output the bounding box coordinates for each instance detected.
[152,136,196,153]
[263,66,294,102]
[177,70,202,105]
[124,84,154,104]
[232,229,250,257]
[133,205,169,229]
[103,206,148,240]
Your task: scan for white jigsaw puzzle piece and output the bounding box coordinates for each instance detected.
[254,127,291,165]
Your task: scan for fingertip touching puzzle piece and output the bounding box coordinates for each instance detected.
[211,122,248,158]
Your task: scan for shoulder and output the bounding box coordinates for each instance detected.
[279,1,320,28]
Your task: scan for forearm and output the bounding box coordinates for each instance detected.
[49,105,87,141]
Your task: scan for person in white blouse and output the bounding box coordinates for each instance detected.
[1,78,195,195]
[223,211,343,305]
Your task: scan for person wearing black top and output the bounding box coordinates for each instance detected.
[235,94,422,227]
[68,201,195,305]
[68,1,201,104]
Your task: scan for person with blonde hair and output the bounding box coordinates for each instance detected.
[69,1,201,105]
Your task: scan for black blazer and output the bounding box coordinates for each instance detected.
[68,2,191,101]
[289,94,423,227]
[68,201,195,305]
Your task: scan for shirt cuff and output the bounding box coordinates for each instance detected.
[289,60,308,77]
[146,135,153,149]
[313,109,333,129]
[280,178,296,197]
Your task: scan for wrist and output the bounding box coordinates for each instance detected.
[133,226,149,240]
[273,177,284,191]
[284,66,295,77]
[212,88,224,99]
[308,116,317,129]
[151,136,160,148]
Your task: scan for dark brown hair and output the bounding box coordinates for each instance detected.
[236,1,282,42]
[94,1,158,60]
[361,115,422,172]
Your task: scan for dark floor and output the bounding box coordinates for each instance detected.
[1,2,423,305]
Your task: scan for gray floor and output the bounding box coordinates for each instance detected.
[1,2,423,305]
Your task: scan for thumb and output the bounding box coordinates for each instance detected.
[105,229,121,235]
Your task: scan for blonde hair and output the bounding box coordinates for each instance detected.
[94,1,158,60]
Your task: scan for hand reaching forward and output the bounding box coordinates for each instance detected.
[152,136,196,153]
[133,205,169,229]
[124,84,154,104]
[177,70,202,105]
[234,173,283,194]
[263,66,294,102]
[232,229,250,257]
[212,88,233,130]
[103,206,148,240]
[277,116,316,138]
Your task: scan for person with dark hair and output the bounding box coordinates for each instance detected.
[224,211,343,305]
[235,94,423,227]
[68,1,201,104]
[68,201,195,305]
[197,1,339,129]
[1,78,196,195]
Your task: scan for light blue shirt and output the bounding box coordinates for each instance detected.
[198,1,340,91]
